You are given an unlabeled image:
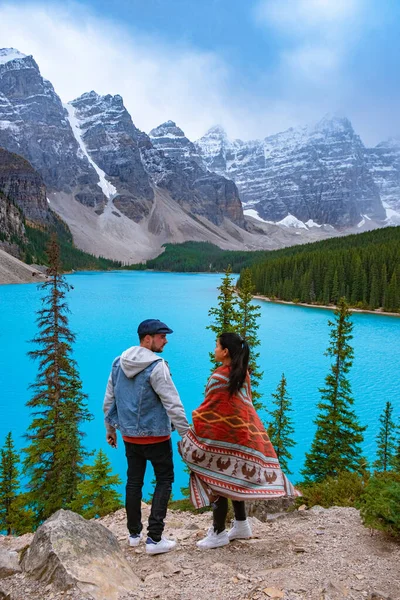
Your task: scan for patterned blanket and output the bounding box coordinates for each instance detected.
[180,366,300,509]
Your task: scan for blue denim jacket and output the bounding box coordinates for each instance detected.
[105,357,172,437]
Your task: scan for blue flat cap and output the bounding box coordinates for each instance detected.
[137,319,173,336]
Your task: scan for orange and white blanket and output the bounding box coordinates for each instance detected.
[180,366,300,509]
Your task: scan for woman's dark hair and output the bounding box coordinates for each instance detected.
[219,332,250,395]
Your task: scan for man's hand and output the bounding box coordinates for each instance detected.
[107,432,117,448]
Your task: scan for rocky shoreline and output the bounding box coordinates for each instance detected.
[253,295,400,318]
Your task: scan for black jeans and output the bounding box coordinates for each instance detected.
[124,439,174,542]
[212,496,247,533]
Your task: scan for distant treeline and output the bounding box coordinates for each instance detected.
[142,241,267,273]
[141,228,400,312]
[244,226,400,312]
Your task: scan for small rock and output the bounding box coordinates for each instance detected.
[368,593,393,600]
[0,550,21,578]
[236,573,246,580]
[263,587,284,598]
[293,546,306,553]
[182,569,193,576]
[297,505,307,511]
[144,572,164,582]
[356,574,365,580]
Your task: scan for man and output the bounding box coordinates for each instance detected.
[103,319,189,555]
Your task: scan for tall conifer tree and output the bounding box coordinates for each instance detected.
[24,236,92,524]
[268,374,296,473]
[207,265,237,368]
[236,268,263,409]
[373,402,397,472]
[302,298,366,482]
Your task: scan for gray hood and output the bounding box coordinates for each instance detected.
[120,346,165,378]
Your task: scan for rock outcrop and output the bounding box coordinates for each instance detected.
[68,92,154,218]
[0,148,49,224]
[21,510,140,600]
[195,117,386,228]
[146,120,244,227]
[367,138,400,223]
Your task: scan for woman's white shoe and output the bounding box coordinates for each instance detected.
[227,518,252,540]
[196,527,230,549]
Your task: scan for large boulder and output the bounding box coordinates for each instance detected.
[21,509,139,600]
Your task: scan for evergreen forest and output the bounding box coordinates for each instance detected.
[246,227,400,312]
[143,227,400,312]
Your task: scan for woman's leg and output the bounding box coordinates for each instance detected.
[232,500,246,521]
[212,496,228,533]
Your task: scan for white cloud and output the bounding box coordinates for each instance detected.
[0,3,237,140]
[254,0,365,83]
[0,1,394,146]
[255,0,361,32]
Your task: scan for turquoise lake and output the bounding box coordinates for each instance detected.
[1,271,399,500]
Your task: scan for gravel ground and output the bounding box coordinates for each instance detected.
[1,504,398,600]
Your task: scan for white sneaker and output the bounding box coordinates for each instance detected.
[128,533,143,547]
[196,527,229,549]
[146,536,177,555]
[227,518,252,541]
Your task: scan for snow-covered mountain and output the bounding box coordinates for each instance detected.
[195,116,386,228]
[1,46,398,262]
[0,48,248,259]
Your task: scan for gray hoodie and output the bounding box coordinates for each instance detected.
[103,346,189,437]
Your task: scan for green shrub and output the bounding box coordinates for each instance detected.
[296,471,368,508]
[359,472,400,537]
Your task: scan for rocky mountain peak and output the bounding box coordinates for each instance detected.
[149,120,200,163]
[204,124,228,139]
[0,48,27,64]
[314,113,354,135]
[149,120,186,139]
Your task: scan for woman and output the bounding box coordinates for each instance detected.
[180,332,299,550]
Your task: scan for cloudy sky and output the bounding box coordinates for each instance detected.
[1,0,399,145]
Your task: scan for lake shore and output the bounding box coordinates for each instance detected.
[253,294,400,317]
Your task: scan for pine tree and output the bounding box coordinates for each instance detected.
[24,236,92,524]
[69,450,122,518]
[236,268,263,410]
[207,265,238,368]
[374,402,397,472]
[268,374,296,473]
[302,298,366,482]
[0,433,32,535]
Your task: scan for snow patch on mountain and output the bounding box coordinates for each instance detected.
[243,209,274,224]
[277,214,308,229]
[64,102,117,200]
[382,201,400,225]
[305,219,322,228]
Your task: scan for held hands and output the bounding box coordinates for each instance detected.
[107,432,117,448]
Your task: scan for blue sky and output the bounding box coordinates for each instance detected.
[1,0,400,144]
